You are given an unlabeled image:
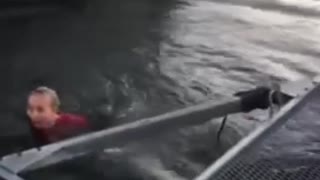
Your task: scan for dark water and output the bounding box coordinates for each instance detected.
[0,0,187,135]
[1,0,320,179]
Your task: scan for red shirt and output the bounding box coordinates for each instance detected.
[32,113,89,145]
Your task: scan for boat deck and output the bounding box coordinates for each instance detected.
[196,84,320,180]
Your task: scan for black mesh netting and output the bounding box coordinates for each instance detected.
[211,155,320,180]
[204,85,320,180]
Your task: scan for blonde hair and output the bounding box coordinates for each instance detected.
[30,86,61,111]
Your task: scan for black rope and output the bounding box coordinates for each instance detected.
[216,116,228,144]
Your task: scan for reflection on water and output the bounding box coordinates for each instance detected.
[1,0,320,179]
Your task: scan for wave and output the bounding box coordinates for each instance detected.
[209,0,320,18]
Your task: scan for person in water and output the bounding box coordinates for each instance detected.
[27,86,90,146]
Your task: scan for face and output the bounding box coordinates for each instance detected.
[27,93,58,129]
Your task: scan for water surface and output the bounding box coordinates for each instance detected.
[1,0,320,179]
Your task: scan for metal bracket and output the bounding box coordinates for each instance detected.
[0,163,24,180]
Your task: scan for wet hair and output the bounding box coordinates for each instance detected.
[30,86,61,111]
